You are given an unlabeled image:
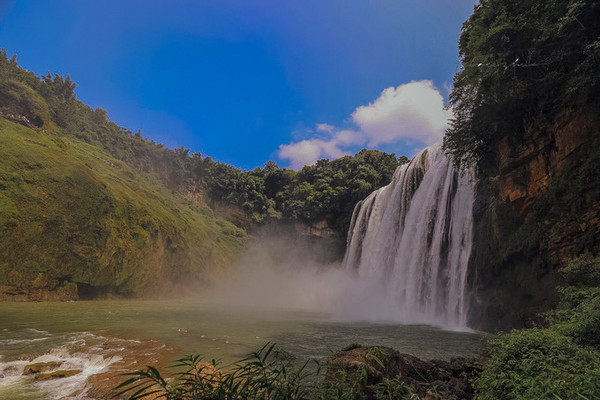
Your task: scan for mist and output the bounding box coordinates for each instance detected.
[202,224,428,324]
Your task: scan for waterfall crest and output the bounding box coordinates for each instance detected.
[343,143,475,328]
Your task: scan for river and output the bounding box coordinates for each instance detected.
[0,299,486,399]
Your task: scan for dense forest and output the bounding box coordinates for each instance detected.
[0,49,403,241]
[0,49,403,298]
[444,0,600,171]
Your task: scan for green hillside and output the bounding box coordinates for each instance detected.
[0,118,245,299]
[0,49,403,298]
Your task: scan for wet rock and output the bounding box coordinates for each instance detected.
[0,284,79,302]
[326,345,486,400]
[23,361,62,375]
[35,369,82,380]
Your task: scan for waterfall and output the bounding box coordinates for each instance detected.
[343,142,475,328]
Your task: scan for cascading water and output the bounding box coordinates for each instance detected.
[343,142,475,328]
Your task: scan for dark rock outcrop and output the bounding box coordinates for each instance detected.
[0,284,78,302]
[496,108,600,264]
[467,107,600,331]
[326,345,486,400]
[497,110,598,215]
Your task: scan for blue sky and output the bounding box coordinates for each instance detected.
[0,0,477,170]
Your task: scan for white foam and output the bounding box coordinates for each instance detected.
[0,337,50,345]
[0,332,123,400]
[26,328,50,335]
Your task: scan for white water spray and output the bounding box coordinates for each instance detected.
[343,143,475,328]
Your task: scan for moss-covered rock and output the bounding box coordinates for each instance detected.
[35,369,81,380]
[23,361,62,375]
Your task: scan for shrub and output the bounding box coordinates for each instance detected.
[114,343,322,400]
[474,329,600,400]
[475,257,600,400]
[114,343,421,400]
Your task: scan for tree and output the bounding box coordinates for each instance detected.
[444,0,600,171]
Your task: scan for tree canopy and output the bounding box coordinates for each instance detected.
[444,0,600,170]
[0,49,403,243]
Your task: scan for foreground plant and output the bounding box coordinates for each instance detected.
[113,343,322,400]
[474,256,600,400]
[113,343,424,400]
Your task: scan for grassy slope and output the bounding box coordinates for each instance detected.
[0,118,246,297]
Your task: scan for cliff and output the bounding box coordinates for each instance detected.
[497,108,600,261]
[468,107,600,330]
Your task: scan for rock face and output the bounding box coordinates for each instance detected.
[467,107,600,331]
[326,345,485,400]
[0,284,78,302]
[294,220,335,239]
[253,221,342,264]
[496,108,600,264]
[497,109,598,215]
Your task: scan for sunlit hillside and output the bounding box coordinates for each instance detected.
[0,118,245,299]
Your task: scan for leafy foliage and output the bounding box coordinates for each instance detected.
[444,0,600,170]
[0,79,55,130]
[190,148,401,238]
[114,343,322,400]
[114,343,420,400]
[475,329,600,400]
[552,257,600,348]
[474,257,600,400]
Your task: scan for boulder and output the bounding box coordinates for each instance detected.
[35,369,82,380]
[326,345,486,400]
[23,361,62,375]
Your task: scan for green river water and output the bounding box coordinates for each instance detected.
[0,299,487,399]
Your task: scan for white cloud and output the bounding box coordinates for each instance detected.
[315,123,335,133]
[334,129,363,146]
[277,80,451,169]
[278,139,347,170]
[352,80,451,146]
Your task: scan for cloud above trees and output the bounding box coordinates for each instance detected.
[277,80,452,169]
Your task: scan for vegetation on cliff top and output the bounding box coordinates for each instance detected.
[444,0,600,170]
[200,151,404,237]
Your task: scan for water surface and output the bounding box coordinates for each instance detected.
[0,299,487,399]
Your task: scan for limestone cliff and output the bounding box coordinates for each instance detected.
[497,108,600,263]
[468,107,600,331]
[293,220,335,239]
[498,110,598,215]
